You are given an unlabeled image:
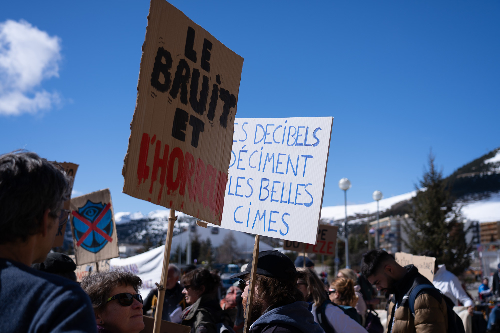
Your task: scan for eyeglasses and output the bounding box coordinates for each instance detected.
[106,293,143,306]
[50,208,71,227]
[328,288,336,295]
[183,285,192,290]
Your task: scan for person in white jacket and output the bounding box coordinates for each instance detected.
[433,264,474,309]
[296,268,367,333]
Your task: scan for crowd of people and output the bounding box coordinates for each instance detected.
[0,150,481,333]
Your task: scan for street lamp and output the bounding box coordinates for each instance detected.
[372,191,383,249]
[339,178,351,268]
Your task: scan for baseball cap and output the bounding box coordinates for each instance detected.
[231,250,297,280]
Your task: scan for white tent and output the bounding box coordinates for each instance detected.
[110,226,273,297]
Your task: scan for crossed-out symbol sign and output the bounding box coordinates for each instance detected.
[72,201,113,253]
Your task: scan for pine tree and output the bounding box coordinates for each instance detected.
[402,152,472,276]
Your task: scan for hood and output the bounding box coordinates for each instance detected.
[250,301,323,333]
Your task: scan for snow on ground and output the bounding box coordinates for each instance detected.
[320,191,416,221]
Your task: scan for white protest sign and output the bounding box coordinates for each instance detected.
[219,117,333,244]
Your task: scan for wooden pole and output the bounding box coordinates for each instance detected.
[303,244,306,268]
[243,234,260,333]
[153,209,177,333]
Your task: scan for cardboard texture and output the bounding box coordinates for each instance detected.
[395,252,436,282]
[70,189,119,265]
[123,0,244,226]
[283,224,338,256]
[219,117,333,244]
[69,255,110,282]
[141,316,190,333]
[52,162,79,247]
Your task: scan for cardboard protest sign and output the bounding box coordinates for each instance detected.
[283,224,338,256]
[218,117,333,244]
[395,252,436,282]
[70,189,119,265]
[52,162,79,247]
[122,0,244,226]
[69,255,110,282]
[141,316,190,333]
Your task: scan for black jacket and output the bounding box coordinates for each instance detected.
[249,301,324,333]
[143,283,186,321]
[181,294,232,333]
[493,272,500,296]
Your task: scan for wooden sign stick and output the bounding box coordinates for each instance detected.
[153,209,177,333]
[244,234,260,333]
[303,244,306,268]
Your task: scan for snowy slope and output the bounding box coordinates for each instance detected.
[320,191,500,223]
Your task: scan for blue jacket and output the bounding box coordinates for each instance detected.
[0,258,96,333]
[249,301,325,333]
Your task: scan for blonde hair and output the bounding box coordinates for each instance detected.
[296,267,327,307]
[330,277,358,307]
[338,268,358,283]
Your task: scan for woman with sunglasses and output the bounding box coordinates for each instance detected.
[181,268,232,333]
[81,271,144,333]
[296,268,367,333]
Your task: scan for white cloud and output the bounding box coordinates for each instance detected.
[0,20,62,116]
[71,189,82,197]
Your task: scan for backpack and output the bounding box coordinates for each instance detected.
[316,299,362,333]
[364,309,384,333]
[403,283,465,333]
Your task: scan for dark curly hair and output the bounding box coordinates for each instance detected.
[181,268,220,295]
[81,271,142,312]
[361,249,394,278]
[0,151,70,244]
[253,273,304,308]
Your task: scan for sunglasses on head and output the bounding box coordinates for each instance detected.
[106,293,143,306]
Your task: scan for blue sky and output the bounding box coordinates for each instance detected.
[1,1,499,215]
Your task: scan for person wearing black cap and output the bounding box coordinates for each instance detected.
[32,252,77,281]
[0,151,96,333]
[232,250,324,333]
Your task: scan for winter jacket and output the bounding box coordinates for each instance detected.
[182,294,231,333]
[386,265,448,333]
[433,265,473,307]
[249,301,324,333]
[493,272,500,296]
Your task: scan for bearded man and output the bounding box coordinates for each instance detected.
[233,250,323,333]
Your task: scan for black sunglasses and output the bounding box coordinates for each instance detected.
[106,293,143,306]
[328,288,336,295]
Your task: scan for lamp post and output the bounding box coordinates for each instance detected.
[339,178,351,268]
[373,191,383,249]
